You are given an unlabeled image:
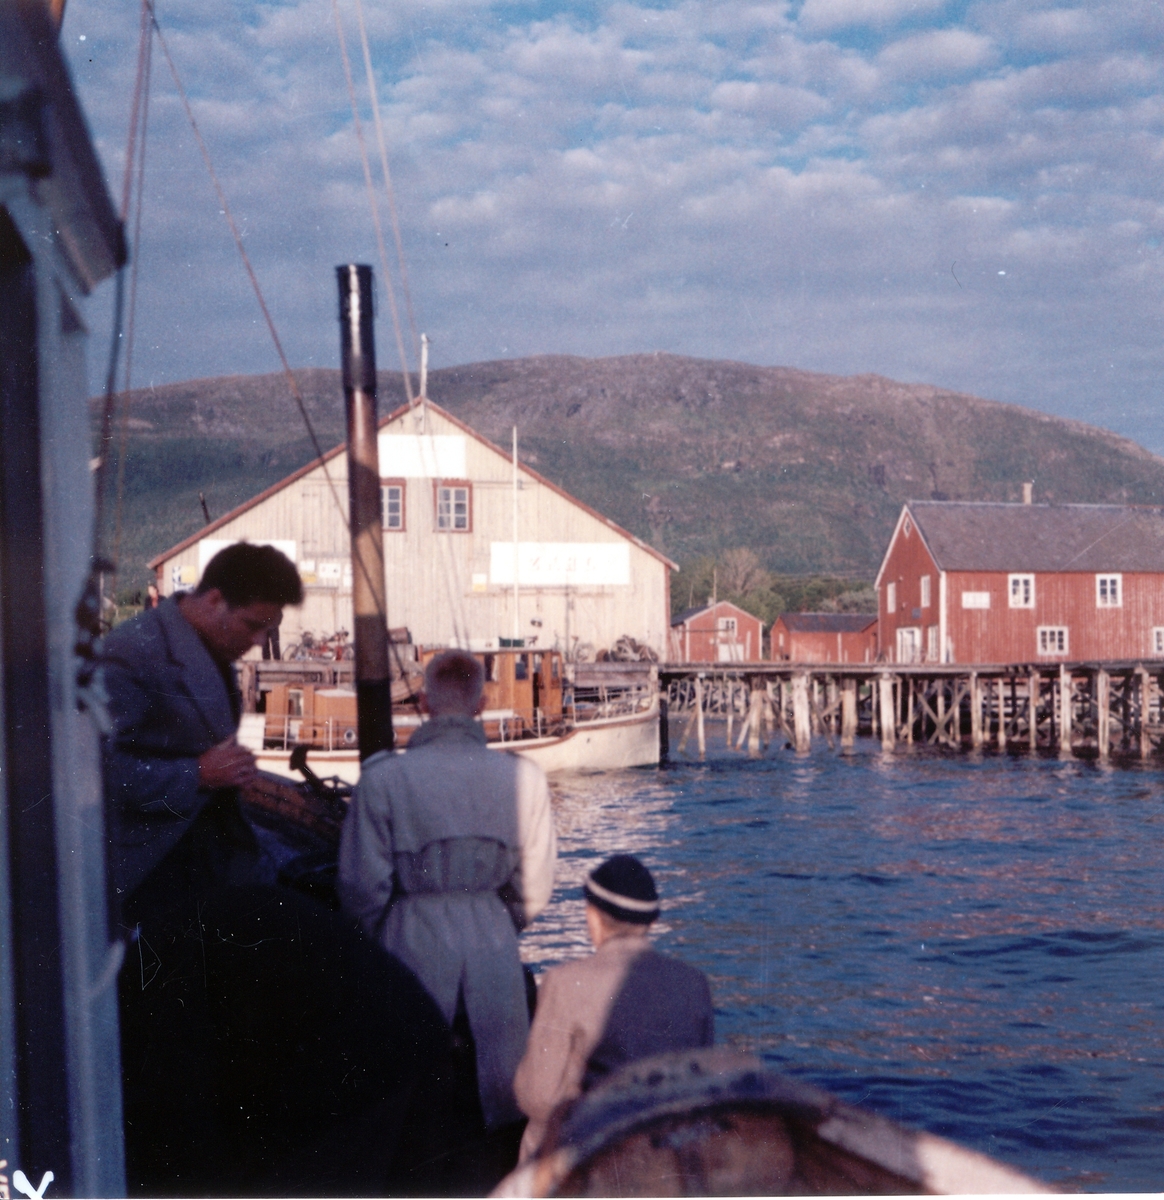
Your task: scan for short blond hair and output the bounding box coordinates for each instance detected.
[424,649,484,716]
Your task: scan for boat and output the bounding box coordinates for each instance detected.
[242,647,661,782]
[492,1047,1051,1197]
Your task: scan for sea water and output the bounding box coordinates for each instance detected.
[520,730,1164,1192]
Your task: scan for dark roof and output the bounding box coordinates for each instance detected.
[907,502,1164,573]
[776,612,877,634]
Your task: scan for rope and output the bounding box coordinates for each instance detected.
[146,0,348,534]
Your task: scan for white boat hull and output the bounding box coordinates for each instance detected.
[252,699,660,784]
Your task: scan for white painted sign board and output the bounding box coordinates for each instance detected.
[490,543,631,587]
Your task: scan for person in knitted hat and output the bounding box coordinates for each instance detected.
[513,854,714,1162]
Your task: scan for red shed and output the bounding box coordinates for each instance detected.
[669,600,763,662]
[771,613,878,663]
[875,501,1164,664]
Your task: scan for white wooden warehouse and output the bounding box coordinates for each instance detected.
[149,399,676,657]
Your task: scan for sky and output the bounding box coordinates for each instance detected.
[64,0,1164,451]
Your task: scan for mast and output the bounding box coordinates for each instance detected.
[337,264,393,756]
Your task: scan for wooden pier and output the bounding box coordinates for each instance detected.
[659,661,1164,762]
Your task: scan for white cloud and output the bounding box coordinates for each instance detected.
[876,29,996,81]
[58,0,1164,455]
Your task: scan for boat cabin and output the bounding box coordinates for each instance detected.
[262,647,565,749]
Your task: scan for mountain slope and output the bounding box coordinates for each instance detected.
[99,355,1164,593]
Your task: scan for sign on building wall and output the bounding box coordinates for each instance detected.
[490,543,631,586]
[378,433,467,478]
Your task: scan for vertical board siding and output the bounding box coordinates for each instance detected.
[154,406,670,656]
[669,601,764,663]
[879,509,941,663]
[947,571,1164,663]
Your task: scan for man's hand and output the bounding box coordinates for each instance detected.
[198,737,258,790]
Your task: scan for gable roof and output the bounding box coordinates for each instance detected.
[776,612,877,634]
[670,599,760,627]
[901,501,1164,574]
[150,398,678,571]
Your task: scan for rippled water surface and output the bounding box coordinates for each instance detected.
[520,729,1164,1192]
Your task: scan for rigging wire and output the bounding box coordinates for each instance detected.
[353,0,420,373]
[331,0,414,407]
[112,11,154,578]
[333,0,469,646]
[145,0,350,537]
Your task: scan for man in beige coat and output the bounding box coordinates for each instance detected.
[513,855,714,1162]
[339,650,556,1131]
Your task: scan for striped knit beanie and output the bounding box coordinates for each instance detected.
[583,854,660,925]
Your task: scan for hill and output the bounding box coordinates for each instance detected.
[97,354,1164,600]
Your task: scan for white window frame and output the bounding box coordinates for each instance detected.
[380,480,405,531]
[887,581,897,613]
[961,591,990,609]
[1037,626,1069,656]
[896,626,922,664]
[920,574,931,608]
[717,616,738,634]
[1008,574,1035,609]
[435,481,471,532]
[1152,627,1164,657]
[1096,574,1122,608]
[926,625,940,663]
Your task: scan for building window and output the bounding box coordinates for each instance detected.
[1096,574,1122,608]
[1008,574,1034,608]
[717,616,737,634]
[1153,628,1164,656]
[920,574,931,608]
[961,591,990,609]
[926,625,940,662]
[435,482,471,531]
[887,582,896,613]
[896,626,921,664]
[381,481,405,530]
[1037,626,1068,655]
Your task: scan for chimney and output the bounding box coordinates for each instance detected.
[1022,482,1033,505]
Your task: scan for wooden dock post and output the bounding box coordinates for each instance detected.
[1029,672,1039,754]
[906,677,914,744]
[792,673,812,753]
[878,674,895,752]
[725,680,734,750]
[810,676,823,736]
[841,677,857,750]
[695,674,706,760]
[1097,669,1110,761]
[970,672,982,748]
[1139,667,1152,759]
[1058,664,1072,756]
[996,678,1007,751]
[747,678,763,758]
[658,695,669,763]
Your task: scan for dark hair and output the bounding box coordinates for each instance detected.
[424,649,485,714]
[196,542,303,607]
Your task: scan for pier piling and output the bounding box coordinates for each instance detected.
[662,659,1163,762]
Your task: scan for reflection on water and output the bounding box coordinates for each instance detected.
[520,732,1164,1192]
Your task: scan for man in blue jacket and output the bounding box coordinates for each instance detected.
[103,544,451,1196]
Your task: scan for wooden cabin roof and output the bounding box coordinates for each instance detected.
[670,599,760,627]
[905,501,1164,573]
[776,612,877,633]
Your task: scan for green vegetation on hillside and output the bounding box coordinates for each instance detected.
[95,356,1164,603]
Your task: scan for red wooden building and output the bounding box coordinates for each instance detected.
[669,600,763,662]
[876,501,1164,664]
[770,613,878,663]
